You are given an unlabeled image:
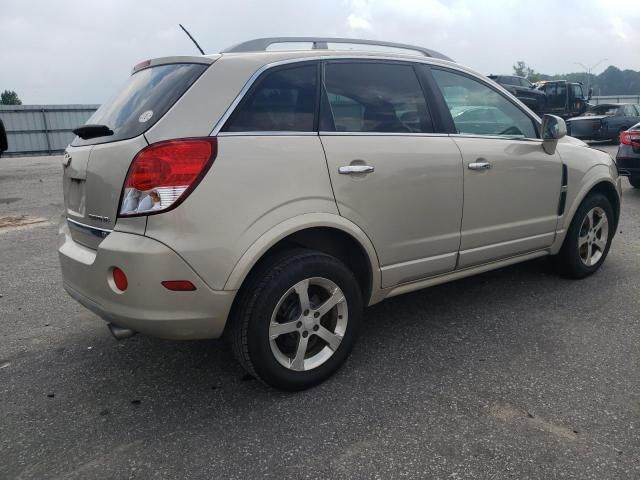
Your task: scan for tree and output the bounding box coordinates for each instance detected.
[1,90,22,105]
[512,61,545,82]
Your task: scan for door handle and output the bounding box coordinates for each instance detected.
[339,165,375,174]
[468,161,492,171]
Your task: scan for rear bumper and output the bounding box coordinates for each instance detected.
[616,153,640,176]
[58,220,235,339]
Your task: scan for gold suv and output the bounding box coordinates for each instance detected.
[59,38,622,390]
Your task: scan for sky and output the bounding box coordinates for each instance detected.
[2,0,640,104]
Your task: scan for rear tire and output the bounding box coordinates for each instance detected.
[629,176,640,189]
[227,248,363,391]
[552,193,615,279]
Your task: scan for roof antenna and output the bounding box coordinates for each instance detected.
[179,24,206,55]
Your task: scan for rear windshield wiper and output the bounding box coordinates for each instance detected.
[72,124,114,140]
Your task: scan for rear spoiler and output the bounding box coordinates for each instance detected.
[132,55,219,74]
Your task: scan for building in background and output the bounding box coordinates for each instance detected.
[0,105,98,156]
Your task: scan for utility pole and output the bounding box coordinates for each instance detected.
[574,58,608,97]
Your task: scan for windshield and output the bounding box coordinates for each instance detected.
[587,105,620,116]
[72,63,207,146]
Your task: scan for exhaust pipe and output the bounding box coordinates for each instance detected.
[107,323,137,340]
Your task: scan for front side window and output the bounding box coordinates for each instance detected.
[322,62,433,133]
[572,84,584,99]
[431,68,537,138]
[223,64,317,132]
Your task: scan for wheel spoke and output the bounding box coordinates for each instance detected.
[290,334,310,371]
[294,279,311,312]
[269,320,298,339]
[314,288,345,318]
[578,234,589,248]
[594,236,607,251]
[315,325,343,351]
[593,215,608,234]
[586,209,595,230]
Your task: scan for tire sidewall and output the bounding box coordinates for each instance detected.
[563,193,615,277]
[245,254,363,391]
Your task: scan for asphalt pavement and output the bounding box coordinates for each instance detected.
[1,146,639,479]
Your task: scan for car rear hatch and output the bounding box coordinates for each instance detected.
[62,57,215,249]
[567,115,607,138]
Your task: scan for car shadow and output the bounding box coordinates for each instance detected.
[56,256,568,406]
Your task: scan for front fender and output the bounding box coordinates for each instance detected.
[550,163,621,254]
[223,213,383,304]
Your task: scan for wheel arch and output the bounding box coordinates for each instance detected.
[224,213,381,305]
[553,174,621,254]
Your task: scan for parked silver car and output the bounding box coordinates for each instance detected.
[59,38,622,390]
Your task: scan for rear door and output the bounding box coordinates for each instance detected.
[63,61,209,248]
[429,67,562,268]
[320,61,463,287]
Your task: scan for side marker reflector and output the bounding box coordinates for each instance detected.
[161,280,196,291]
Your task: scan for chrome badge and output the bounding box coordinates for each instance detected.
[88,214,111,223]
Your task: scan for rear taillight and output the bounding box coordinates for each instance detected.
[620,130,640,146]
[119,138,217,217]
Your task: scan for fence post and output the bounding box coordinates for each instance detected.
[41,108,52,154]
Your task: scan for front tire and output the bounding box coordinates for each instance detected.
[228,249,363,391]
[629,176,640,189]
[553,193,615,279]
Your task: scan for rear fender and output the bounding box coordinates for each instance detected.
[224,213,383,305]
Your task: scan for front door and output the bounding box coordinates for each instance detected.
[430,67,562,268]
[320,61,464,287]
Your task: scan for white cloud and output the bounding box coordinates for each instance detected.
[0,0,638,103]
[347,13,373,31]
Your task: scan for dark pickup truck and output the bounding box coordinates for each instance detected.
[534,80,592,119]
[488,75,546,111]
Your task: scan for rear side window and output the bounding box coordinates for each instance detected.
[322,62,432,133]
[72,63,208,146]
[223,64,317,132]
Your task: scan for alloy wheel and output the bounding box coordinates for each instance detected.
[578,206,609,267]
[269,277,348,371]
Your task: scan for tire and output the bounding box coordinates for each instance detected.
[552,193,615,279]
[227,248,363,391]
[629,176,640,189]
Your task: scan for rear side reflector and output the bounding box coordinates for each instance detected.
[119,138,217,217]
[112,267,128,291]
[161,280,197,291]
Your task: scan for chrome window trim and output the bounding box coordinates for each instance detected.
[67,218,112,239]
[319,131,450,137]
[209,54,462,137]
[449,133,544,142]
[218,131,317,137]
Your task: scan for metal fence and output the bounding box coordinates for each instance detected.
[0,104,98,157]
[590,95,640,105]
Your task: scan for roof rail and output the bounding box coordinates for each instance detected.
[221,37,453,62]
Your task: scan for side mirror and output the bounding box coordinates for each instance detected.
[0,119,7,158]
[541,114,566,155]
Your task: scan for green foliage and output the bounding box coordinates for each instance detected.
[512,62,640,95]
[0,90,22,105]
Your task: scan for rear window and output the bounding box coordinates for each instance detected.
[72,63,208,146]
[589,105,620,116]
